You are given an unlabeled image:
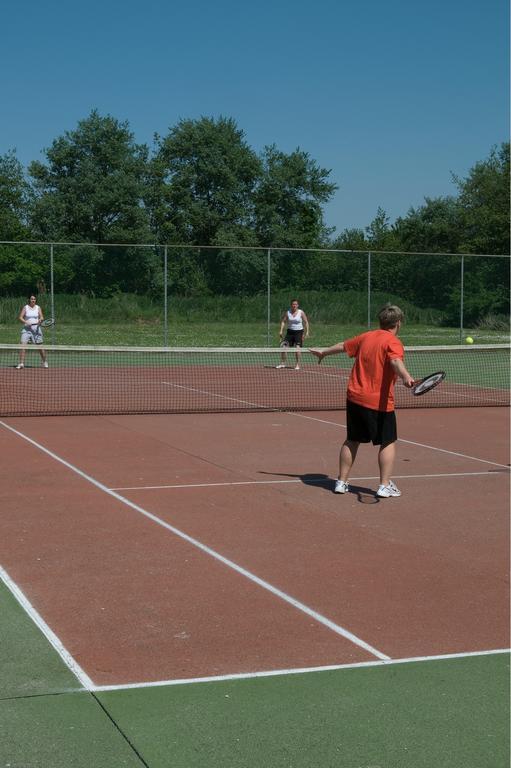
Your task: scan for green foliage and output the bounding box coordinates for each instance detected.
[454,143,510,255]
[0,290,444,327]
[254,145,337,248]
[148,116,261,246]
[0,109,507,326]
[392,197,463,253]
[334,142,510,260]
[0,243,49,295]
[29,110,152,244]
[0,151,31,240]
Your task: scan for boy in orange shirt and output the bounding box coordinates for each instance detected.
[310,305,414,498]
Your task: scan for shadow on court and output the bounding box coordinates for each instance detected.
[258,471,378,502]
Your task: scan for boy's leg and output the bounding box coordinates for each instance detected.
[339,440,359,481]
[378,441,396,486]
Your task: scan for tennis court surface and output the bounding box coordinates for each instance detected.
[1,345,509,767]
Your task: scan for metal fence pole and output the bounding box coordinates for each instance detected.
[164,246,168,347]
[50,244,55,345]
[460,254,464,343]
[367,251,372,328]
[267,248,271,346]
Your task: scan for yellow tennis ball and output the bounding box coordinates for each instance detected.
[465,336,474,344]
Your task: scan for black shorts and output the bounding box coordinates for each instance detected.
[346,400,397,446]
[283,329,304,347]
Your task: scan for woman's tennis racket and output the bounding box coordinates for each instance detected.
[29,318,55,342]
[412,370,446,396]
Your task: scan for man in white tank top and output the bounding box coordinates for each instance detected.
[277,299,310,370]
[16,294,48,369]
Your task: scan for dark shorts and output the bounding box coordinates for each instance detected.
[346,400,397,446]
[283,329,304,347]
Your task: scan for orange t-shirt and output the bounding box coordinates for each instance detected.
[343,330,404,412]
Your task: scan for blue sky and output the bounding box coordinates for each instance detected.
[2,0,508,234]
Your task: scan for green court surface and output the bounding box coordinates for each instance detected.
[1,580,509,768]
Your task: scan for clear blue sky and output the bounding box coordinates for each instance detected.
[2,0,508,234]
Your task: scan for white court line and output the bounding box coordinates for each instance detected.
[161,381,270,410]
[2,549,507,693]
[290,412,510,469]
[0,563,93,690]
[92,648,510,692]
[110,470,504,492]
[0,419,390,668]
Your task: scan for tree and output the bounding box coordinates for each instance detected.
[147,116,263,295]
[28,111,155,294]
[454,142,510,256]
[0,150,31,240]
[29,110,151,243]
[332,227,367,251]
[392,197,462,254]
[149,116,260,247]
[254,145,337,292]
[0,151,47,295]
[254,144,337,249]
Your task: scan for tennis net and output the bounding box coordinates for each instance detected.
[0,344,508,417]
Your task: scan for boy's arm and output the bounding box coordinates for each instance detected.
[302,311,310,337]
[309,342,345,363]
[390,357,414,388]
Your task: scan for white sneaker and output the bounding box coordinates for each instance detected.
[42,361,49,368]
[16,363,24,369]
[276,363,286,369]
[334,479,349,494]
[294,365,300,370]
[376,480,401,498]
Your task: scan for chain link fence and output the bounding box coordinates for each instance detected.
[0,241,509,346]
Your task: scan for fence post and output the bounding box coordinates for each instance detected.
[50,243,55,344]
[460,253,464,343]
[367,251,372,328]
[267,248,271,346]
[164,245,168,347]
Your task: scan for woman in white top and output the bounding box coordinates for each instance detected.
[17,294,48,369]
[277,299,310,370]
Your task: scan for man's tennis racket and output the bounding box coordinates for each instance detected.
[412,371,446,396]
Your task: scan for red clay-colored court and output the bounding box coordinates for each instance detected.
[0,406,508,688]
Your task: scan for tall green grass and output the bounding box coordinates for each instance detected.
[1,292,508,346]
[1,291,445,324]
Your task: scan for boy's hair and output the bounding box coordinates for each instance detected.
[378,304,404,330]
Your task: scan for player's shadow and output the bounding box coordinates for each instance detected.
[258,470,377,502]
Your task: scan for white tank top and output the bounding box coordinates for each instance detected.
[287,309,303,331]
[23,304,40,325]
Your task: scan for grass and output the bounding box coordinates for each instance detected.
[0,321,509,347]
[1,291,508,347]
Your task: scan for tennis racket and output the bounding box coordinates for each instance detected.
[29,318,55,342]
[412,370,446,396]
